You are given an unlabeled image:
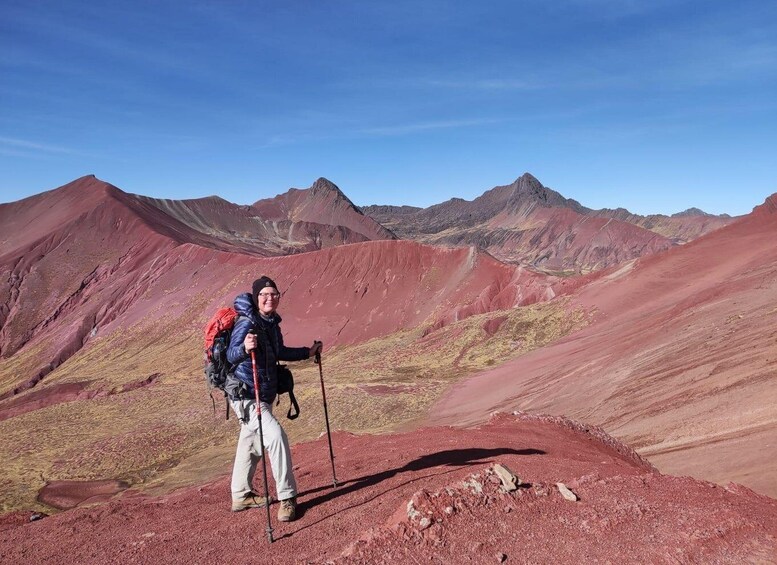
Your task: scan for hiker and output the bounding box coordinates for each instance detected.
[225,276,322,521]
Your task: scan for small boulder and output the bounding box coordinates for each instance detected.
[556,482,579,502]
[492,463,521,492]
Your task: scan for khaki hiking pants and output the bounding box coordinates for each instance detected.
[230,398,297,501]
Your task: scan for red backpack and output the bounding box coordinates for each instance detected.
[203,307,239,417]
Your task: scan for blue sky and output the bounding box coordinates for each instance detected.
[1,0,775,215]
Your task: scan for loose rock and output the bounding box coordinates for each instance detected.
[556,482,579,502]
[492,463,521,492]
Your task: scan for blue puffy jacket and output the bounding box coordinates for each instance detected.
[227,292,310,403]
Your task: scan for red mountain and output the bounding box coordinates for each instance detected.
[0,175,556,401]
[252,177,397,244]
[0,176,190,363]
[363,173,735,273]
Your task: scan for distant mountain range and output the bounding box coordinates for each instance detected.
[362,173,734,273]
[134,171,735,274]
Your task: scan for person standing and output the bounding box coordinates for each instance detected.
[225,276,322,521]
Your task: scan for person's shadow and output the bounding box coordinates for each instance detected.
[286,446,544,533]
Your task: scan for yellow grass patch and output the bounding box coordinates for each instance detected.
[0,297,586,513]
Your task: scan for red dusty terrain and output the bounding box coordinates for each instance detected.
[432,194,777,498]
[2,413,775,564]
[254,240,556,347]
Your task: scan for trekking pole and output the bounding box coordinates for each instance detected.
[250,336,274,543]
[314,341,338,487]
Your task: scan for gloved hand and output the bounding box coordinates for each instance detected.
[244,332,258,352]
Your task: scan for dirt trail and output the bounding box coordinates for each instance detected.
[2,413,775,564]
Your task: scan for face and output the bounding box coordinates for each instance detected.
[255,288,280,315]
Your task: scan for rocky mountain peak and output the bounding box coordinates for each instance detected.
[672,207,710,217]
[310,177,358,210]
[505,173,588,213]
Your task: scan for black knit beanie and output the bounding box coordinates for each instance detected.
[252,276,278,301]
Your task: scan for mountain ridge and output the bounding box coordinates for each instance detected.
[362,173,736,273]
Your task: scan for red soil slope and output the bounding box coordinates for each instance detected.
[433,194,777,497]
[0,176,185,361]
[251,240,556,346]
[2,413,775,564]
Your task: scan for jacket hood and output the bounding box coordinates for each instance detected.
[234,292,282,323]
[234,293,256,317]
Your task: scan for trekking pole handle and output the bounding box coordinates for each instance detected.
[313,340,322,364]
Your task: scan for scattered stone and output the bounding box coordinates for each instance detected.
[407,501,421,521]
[497,552,508,562]
[492,463,521,492]
[556,482,579,502]
[29,513,45,522]
[463,478,484,494]
[533,485,550,497]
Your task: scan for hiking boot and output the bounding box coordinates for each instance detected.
[231,492,272,512]
[277,497,296,522]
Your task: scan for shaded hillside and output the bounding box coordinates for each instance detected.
[363,173,735,273]
[1,414,775,564]
[0,176,206,365]
[433,193,777,497]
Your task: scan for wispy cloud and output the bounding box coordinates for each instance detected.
[361,118,501,136]
[254,117,502,148]
[422,78,545,91]
[0,136,99,160]
[0,136,74,155]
